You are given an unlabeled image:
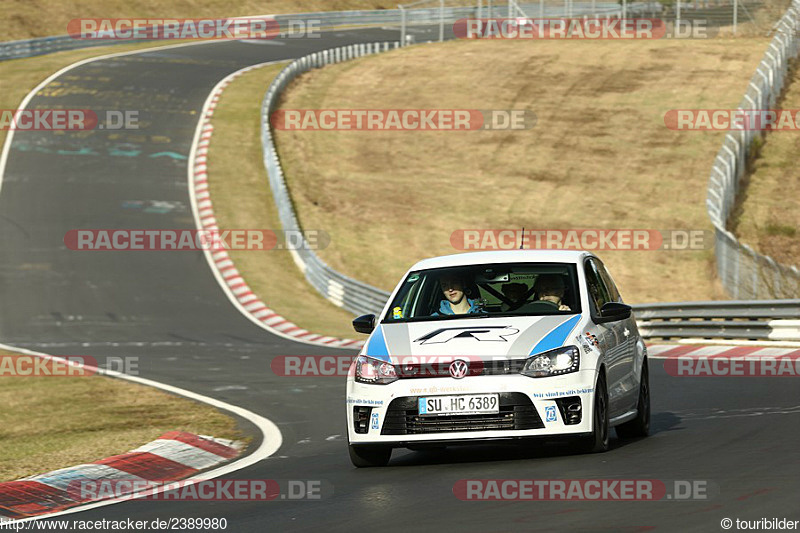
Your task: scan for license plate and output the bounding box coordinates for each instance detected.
[418,394,499,416]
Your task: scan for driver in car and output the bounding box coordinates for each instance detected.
[534,274,572,311]
[434,275,481,315]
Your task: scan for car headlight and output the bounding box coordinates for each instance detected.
[521,346,580,378]
[354,355,398,385]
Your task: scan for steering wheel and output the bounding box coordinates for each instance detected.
[522,300,560,311]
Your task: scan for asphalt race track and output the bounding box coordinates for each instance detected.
[1,26,799,532]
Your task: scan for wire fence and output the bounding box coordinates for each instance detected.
[706,0,800,299]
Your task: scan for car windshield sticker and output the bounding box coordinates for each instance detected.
[407,274,420,283]
[392,306,403,319]
[414,326,520,345]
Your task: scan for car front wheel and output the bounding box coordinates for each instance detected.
[575,372,609,454]
[616,358,650,439]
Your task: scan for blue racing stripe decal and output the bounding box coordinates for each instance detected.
[529,315,582,355]
[365,326,391,362]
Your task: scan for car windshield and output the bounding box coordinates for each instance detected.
[383,263,581,322]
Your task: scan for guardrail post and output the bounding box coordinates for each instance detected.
[732,241,742,298]
[439,0,445,42]
[400,6,407,47]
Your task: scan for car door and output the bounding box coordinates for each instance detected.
[584,258,628,419]
[594,258,639,415]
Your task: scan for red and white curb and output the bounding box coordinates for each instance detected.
[188,64,365,350]
[0,432,241,520]
[647,344,800,359]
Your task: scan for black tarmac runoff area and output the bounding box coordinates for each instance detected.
[1,25,798,532]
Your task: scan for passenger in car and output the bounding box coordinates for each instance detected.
[534,274,572,311]
[433,275,481,315]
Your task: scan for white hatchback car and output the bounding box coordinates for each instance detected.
[346,250,649,467]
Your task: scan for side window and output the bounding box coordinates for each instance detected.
[596,261,621,303]
[584,259,610,314]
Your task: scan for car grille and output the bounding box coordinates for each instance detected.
[381,392,543,435]
[395,359,527,379]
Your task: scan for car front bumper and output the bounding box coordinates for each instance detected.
[346,369,598,445]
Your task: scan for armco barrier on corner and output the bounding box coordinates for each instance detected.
[260,42,397,316]
[705,0,800,299]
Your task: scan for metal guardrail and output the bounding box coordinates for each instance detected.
[2,2,665,62]
[633,299,800,340]
[0,5,568,61]
[260,42,397,316]
[0,9,455,61]
[705,0,800,299]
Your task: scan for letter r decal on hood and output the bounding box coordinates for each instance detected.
[414,326,520,345]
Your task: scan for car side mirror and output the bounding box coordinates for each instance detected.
[597,302,632,323]
[352,314,376,334]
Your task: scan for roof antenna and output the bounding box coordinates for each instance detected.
[519,227,524,249]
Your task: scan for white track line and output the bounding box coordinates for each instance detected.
[0,342,282,523]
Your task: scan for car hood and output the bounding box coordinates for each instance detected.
[362,314,583,363]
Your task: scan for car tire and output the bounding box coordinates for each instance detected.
[575,373,609,454]
[348,443,392,467]
[615,358,650,439]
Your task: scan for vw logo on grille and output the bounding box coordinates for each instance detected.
[449,359,469,379]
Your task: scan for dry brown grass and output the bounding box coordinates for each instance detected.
[734,65,800,269]
[273,37,772,304]
[0,350,244,481]
[0,0,397,41]
[206,63,360,339]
